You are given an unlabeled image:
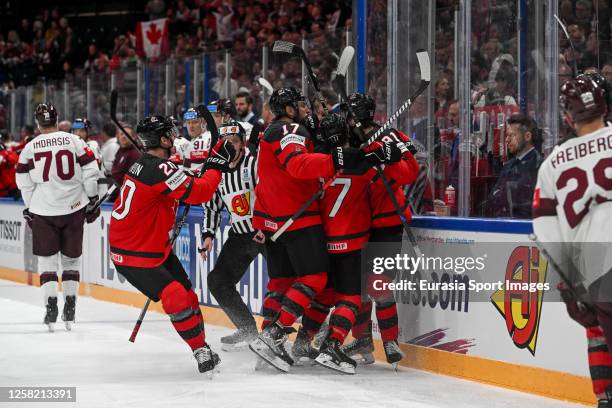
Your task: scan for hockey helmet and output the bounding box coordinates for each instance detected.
[208,98,237,117]
[269,87,304,118]
[560,76,607,123]
[577,72,612,110]
[182,108,200,122]
[71,118,91,131]
[347,93,375,124]
[35,103,58,127]
[319,113,348,148]
[136,115,176,149]
[219,119,246,141]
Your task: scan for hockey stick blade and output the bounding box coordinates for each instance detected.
[416,49,431,82]
[109,89,143,152]
[195,104,220,147]
[258,77,274,95]
[272,40,297,55]
[554,14,579,76]
[335,46,355,78]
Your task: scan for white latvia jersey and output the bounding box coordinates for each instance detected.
[533,126,612,285]
[15,131,99,216]
[187,131,212,172]
[202,152,257,236]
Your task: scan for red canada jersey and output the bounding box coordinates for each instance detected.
[368,129,419,228]
[109,153,221,267]
[321,168,376,253]
[253,120,335,233]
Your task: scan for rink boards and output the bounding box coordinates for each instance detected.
[0,199,594,405]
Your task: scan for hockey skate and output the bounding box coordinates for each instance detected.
[315,338,357,375]
[249,321,295,372]
[194,344,221,378]
[312,322,330,350]
[43,297,58,332]
[220,327,258,352]
[291,327,318,365]
[61,296,76,331]
[342,335,375,365]
[383,340,405,369]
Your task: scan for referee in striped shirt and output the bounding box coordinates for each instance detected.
[199,120,263,350]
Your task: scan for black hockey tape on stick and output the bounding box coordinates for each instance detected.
[273,40,328,112]
[110,89,143,153]
[271,51,430,243]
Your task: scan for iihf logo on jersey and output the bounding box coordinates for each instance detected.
[490,246,548,355]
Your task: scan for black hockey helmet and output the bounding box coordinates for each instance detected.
[319,113,348,148]
[219,119,246,141]
[577,72,612,110]
[35,103,58,127]
[269,87,303,118]
[136,115,176,149]
[208,98,237,117]
[560,76,607,123]
[347,93,375,124]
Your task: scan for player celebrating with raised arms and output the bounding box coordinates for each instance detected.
[108,115,239,375]
[249,87,368,372]
[16,103,100,332]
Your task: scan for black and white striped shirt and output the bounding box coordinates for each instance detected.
[202,152,257,236]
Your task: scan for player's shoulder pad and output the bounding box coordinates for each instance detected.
[132,154,187,189]
[263,120,311,143]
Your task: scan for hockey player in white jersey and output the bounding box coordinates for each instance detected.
[199,119,263,350]
[176,108,211,171]
[533,76,612,406]
[15,104,100,332]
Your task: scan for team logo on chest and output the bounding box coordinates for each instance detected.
[231,191,251,217]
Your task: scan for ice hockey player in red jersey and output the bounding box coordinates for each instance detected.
[290,113,411,374]
[533,75,612,406]
[109,115,239,375]
[249,87,368,372]
[342,92,419,367]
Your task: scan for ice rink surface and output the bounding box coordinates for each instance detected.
[0,279,585,408]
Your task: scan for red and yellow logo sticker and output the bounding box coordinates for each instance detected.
[490,246,548,355]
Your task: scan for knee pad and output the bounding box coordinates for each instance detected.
[61,255,81,272]
[296,272,327,294]
[38,254,59,273]
[187,289,200,311]
[160,281,191,317]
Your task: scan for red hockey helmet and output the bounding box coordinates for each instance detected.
[560,76,607,123]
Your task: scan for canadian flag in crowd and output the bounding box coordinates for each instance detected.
[135,18,170,59]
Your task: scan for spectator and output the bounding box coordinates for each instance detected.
[100,122,119,176]
[234,91,259,125]
[211,62,238,99]
[486,114,542,218]
[58,120,72,132]
[0,140,19,198]
[602,62,612,85]
[110,124,140,200]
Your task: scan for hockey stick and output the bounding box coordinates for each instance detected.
[110,89,143,153]
[528,234,590,303]
[554,14,579,77]
[258,77,274,98]
[87,184,118,214]
[272,40,328,111]
[271,51,430,242]
[129,105,220,343]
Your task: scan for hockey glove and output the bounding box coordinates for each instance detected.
[173,137,191,158]
[204,139,237,172]
[363,141,403,166]
[85,196,101,224]
[557,282,598,328]
[331,146,366,172]
[23,209,33,228]
[402,139,419,155]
